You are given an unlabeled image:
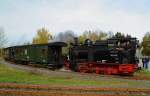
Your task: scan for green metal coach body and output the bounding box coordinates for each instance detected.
[4,42,67,69]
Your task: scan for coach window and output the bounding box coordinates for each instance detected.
[42,48,47,55]
[24,49,27,55]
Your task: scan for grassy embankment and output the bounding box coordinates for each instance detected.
[0,63,150,86]
[135,68,150,77]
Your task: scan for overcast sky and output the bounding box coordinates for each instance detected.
[0,0,150,45]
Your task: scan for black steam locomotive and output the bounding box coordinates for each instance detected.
[66,37,138,75]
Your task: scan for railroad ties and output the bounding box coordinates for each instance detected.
[0,83,149,96]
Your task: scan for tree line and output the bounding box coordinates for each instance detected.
[31,28,113,44]
[0,27,150,56]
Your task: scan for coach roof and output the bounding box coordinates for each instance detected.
[5,42,67,48]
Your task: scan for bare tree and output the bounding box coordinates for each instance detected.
[0,27,7,57]
[55,30,76,55]
[107,31,114,38]
[0,27,7,48]
[55,30,76,43]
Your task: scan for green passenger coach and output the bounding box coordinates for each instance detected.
[3,42,67,69]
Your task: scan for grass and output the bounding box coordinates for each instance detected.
[0,63,149,87]
[135,68,150,77]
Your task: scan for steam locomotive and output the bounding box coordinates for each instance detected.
[66,37,139,75]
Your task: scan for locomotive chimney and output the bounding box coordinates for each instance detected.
[74,37,78,45]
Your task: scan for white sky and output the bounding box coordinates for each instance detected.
[0,0,150,45]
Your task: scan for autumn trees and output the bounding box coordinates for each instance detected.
[31,28,129,46]
[141,32,150,56]
[78,30,108,44]
[32,28,53,44]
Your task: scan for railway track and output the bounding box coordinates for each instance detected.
[0,83,149,96]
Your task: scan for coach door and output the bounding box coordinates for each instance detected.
[48,46,62,65]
